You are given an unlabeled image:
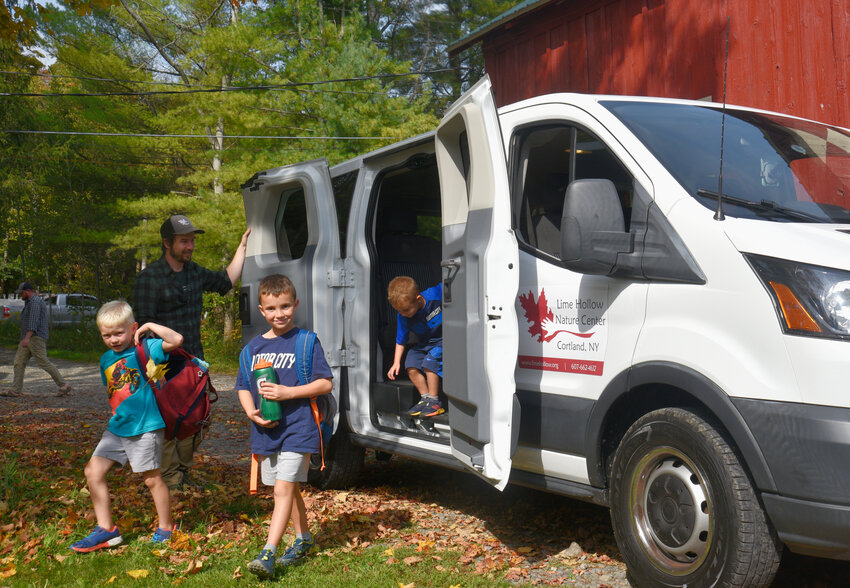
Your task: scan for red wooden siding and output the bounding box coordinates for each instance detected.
[480,0,850,126]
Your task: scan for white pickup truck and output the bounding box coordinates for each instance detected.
[239,76,850,587]
[42,293,99,326]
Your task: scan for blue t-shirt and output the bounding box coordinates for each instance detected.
[235,328,333,455]
[396,284,443,348]
[99,338,167,437]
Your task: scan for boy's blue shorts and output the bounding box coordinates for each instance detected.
[405,343,442,378]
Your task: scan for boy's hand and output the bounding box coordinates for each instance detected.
[248,407,278,428]
[259,381,294,401]
[387,363,400,381]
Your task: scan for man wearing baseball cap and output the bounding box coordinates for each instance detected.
[1,282,72,397]
[132,214,250,490]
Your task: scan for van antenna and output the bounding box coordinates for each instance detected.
[714,16,730,221]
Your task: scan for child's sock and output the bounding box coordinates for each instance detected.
[296,532,312,542]
[263,543,277,554]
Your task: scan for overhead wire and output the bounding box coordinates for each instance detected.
[0,68,454,97]
[0,129,396,140]
[0,70,414,95]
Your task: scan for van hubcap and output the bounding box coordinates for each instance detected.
[631,448,712,574]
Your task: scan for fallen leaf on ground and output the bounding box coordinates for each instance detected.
[126,569,149,578]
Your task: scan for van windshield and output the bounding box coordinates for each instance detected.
[603,101,850,223]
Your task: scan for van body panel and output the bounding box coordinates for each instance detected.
[635,202,801,405]
[723,220,850,271]
[436,75,519,489]
[240,158,344,399]
[734,398,850,504]
[762,494,850,559]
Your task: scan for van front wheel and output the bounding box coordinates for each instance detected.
[609,408,781,588]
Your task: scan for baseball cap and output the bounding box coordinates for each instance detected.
[16,281,35,294]
[160,214,205,239]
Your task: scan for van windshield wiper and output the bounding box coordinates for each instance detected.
[696,189,828,223]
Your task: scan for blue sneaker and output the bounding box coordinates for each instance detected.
[420,397,445,418]
[406,397,431,416]
[151,524,176,544]
[70,525,123,553]
[276,536,316,566]
[247,548,276,579]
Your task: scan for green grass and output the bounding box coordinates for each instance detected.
[0,446,512,587]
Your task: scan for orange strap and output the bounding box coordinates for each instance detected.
[310,398,326,471]
[249,453,259,495]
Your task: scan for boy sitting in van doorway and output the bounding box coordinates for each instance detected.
[386,276,444,418]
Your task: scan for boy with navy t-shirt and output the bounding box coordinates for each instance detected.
[237,274,333,580]
[70,301,182,553]
[386,276,444,417]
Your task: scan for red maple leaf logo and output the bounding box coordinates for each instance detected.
[519,288,554,342]
[518,289,594,342]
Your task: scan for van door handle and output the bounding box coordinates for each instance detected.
[441,258,460,303]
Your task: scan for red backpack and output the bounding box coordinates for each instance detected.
[135,342,217,440]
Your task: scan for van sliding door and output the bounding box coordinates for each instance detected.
[435,76,520,490]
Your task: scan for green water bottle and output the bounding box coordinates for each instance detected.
[253,359,282,421]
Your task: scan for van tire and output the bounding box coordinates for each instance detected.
[609,407,781,588]
[308,428,365,490]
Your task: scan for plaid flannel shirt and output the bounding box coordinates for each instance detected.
[132,256,233,358]
[20,294,49,340]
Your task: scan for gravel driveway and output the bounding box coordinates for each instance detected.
[2,347,848,587]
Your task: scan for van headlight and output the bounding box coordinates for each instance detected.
[745,253,850,340]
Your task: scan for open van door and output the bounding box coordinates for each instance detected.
[240,159,342,373]
[435,76,520,490]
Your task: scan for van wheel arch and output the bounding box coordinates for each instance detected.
[587,362,777,496]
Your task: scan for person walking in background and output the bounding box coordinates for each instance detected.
[132,214,250,491]
[1,282,72,397]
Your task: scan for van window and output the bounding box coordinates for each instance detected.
[332,170,358,257]
[275,186,309,260]
[512,124,633,258]
[604,101,850,223]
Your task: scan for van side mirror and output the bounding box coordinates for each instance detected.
[560,179,634,275]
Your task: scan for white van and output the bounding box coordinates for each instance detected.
[239,76,850,587]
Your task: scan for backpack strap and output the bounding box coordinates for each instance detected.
[238,342,255,395]
[134,341,152,389]
[294,329,316,386]
[296,330,329,470]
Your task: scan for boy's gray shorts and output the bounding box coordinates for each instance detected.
[93,429,164,473]
[261,452,309,485]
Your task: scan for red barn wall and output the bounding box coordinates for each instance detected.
[481,0,850,126]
